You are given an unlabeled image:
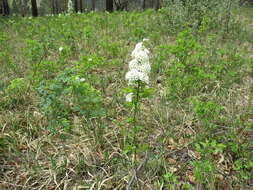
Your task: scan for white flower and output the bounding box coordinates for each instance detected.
[128,59,139,71]
[131,42,150,60]
[126,93,133,102]
[88,58,92,61]
[75,76,85,82]
[129,59,151,74]
[125,69,149,85]
[140,63,151,74]
[133,50,149,63]
[59,47,64,52]
[134,42,143,51]
[126,41,151,86]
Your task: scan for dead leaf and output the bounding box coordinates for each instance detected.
[218,154,225,164]
[217,174,224,181]
[169,167,178,173]
[168,138,176,150]
[188,174,196,184]
[167,158,177,164]
[48,185,56,190]
[168,137,175,145]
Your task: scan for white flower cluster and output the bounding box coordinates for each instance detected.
[125,92,133,102]
[125,39,151,102]
[59,46,64,52]
[75,76,85,82]
[125,69,149,85]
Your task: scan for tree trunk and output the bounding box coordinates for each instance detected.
[2,0,10,15]
[64,0,68,12]
[92,0,95,11]
[155,0,160,10]
[74,0,78,12]
[52,0,55,14]
[79,0,83,12]
[142,0,146,9]
[55,0,59,14]
[106,0,113,12]
[31,0,38,17]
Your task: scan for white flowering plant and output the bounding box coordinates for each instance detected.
[123,40,155,189]
[123,40,154,163]
[125,40,153,105]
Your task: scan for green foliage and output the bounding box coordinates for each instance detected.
[211,48,245,87]
[191,159,216,189]
[194,140,225,175]
[195,140,226,158]
[0,78,29,109]
[0,135,8,153]
[165,28,245,102]
[192,140,222,188]
[37,68,105,132]
[226,125,253,181]
[165,29,214,100]
[153,45,170,74]
[5,78,28,95]
[191,98,223,125]
[74,54,106,73]
[164,0,241,35]
[25,39,46,64]
[163,172,180,189]
[99,40,120,58]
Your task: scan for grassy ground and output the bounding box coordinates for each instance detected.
[0,5,252,190]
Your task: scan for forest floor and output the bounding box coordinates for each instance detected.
[0,5,253,190]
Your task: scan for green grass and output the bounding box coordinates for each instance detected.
[0,7,252,190]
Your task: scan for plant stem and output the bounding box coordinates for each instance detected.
[132,81,140,167]
[133,82,139,155]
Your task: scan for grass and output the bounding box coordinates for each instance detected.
[0,5,253,190]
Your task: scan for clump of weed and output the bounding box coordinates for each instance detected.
[37,68,105,133]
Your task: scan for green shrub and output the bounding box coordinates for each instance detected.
[165,29,215,101]
[37,68,105,133]
[0,78,29,109]
[163,0,240,35]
